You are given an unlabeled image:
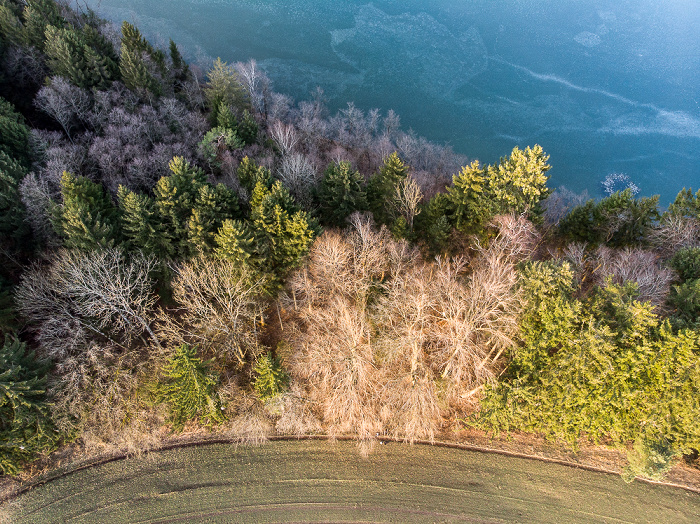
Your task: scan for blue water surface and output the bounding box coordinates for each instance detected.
[84,0,700,203]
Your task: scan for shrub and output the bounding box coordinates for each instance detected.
[253,352,288,402]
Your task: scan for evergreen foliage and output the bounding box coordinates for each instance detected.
[317,160,367,227]
[117,185,173,258]
[478,263,700,464]
[119,21,162,96]
[488,145,551,216]
[237,155,272,192]
[237,109,258,145]
[158,344,224,430]
[666,188,700,219]
[214,219,255,265]
[0,96,30,167]
[367,152,408,226]
[44,24,117,89]
[53,171,120,251]
[203,57,247,112]
[22,0,65,50]
[446,160,492,235]
[558,189,659,246]
[249,180,316,279]
[253,351,288,402]
[198,126,243,168]
[0,337,57,476]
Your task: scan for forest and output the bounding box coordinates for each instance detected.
[1,0,699,483]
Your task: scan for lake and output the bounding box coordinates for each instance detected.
[84,0,700,204]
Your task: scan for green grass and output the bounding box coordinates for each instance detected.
[7,440,700,523]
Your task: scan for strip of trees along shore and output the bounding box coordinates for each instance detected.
[2,0,700,482]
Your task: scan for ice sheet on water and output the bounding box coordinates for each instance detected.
[574,31,602,48]
[330,4,487,99]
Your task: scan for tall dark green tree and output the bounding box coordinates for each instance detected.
[0,337,58,476]
[367,152,408,226]
[316,160,367,227]
[52,171,120,251]
[0,97,30,168]
[119,21,162,96]
[117,185,173,258]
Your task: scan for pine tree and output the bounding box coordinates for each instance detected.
[0,3,24,46]
[316,160,367,227]
[53,171,120,251]
[119,21,162,96]
[446,160,492,235]
[168,39,190,86]
[237,156,271,192]
[237,109,258,145]
[153,156,206,246]
[158,344,224,430]
[0,97,30,168]
[22,0,65,51]
[253,351,288,402]
[0,337,57,476]
[187,183,239,253]
[203,57,247,112]
[117,185,173,258]
[367,152,408,226]
[250,180,316,278]
[214,100,237,130]
[488,145,551,216]
[214,219,255,265]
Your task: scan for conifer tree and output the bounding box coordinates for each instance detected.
[249,180,315,278]
[237,156,272,192]
[203,57,247,112]
[237,109,258,145]
[22,0,65,50]
[447,160,492,235]
[488,144,551,216]
[0,337,57,476]
[117,185,173,258]
[253,351,288,402]
[0,3,24,46]
[187,183,239,253]
[53,171,120,251]
[168,38,190,85]
[119,21,162,96]
[0,97,30,168]
[214,100,237,130]
[158,344,224,430]
[317,160,367,227]
[367,152,408,225]
[153,157,206,246]
[214,219,255,266]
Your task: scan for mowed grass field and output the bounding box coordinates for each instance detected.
[6,440,700,523]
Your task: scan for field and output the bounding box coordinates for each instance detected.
[6,440,700,523]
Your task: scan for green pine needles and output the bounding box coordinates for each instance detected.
[253,352,288,402]
[158,344,225,430]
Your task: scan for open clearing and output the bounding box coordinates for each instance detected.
[7,440,700,523]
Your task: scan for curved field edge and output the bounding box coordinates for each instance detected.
[5,439,700,524]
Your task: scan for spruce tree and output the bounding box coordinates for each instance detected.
[0,97,30,168]
[237,156,272,192]
[117,185,173,258]
[253,352,288,402]
[53,171,120,251]
[214,219,255,265]
[153,156,206,247]
[250,180,315,278]
[367,152,408,226]
[187,183,239,253]
[0,337,57,476]
[316,160,367,227]
[119,21,162,96]
[22,0,65,51]
[446,160,492,235]
[158,344,224,430]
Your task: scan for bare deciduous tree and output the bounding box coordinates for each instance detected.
[158,256,267,366]
[269,119,299,156]
[277,153,318,208]
[16,248,161,356]
[35,77,92,142]
[390,175,423,230]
